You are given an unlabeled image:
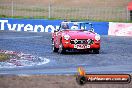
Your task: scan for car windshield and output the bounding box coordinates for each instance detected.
[60,22,93,31]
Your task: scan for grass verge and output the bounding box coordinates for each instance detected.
[0,14,132,22]
[0,53,10,62]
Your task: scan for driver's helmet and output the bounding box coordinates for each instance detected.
[62,23,69,29]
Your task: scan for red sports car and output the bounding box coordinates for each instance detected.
[52,21,100,54]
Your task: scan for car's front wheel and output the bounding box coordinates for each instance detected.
[93,49,100,54]
[58,42,66,54]
[52,40,58,52]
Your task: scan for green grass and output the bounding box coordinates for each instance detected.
[0,53,10,62]
[0,6,10,10]
[0,14,131,22]
[0,0,130,22]
[15,8,48,12]
[0,6,48,12]
[0,53,20,62]
[0,14,48,19]
[0,5,130,22]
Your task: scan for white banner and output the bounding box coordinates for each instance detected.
[108,22,132,36]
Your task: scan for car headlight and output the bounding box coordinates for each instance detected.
[64,34,70,40]
[95,34,100,41]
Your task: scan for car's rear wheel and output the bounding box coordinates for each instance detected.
[58,41,66,54]
[52,40,58,52]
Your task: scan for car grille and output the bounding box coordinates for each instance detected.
[70,39,94,45]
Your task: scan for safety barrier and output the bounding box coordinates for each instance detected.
[0,18,132,36]
[0,18,62,32]
[109,22,132,36]
[0,18,108,35]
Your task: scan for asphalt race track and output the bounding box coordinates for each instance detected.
[0,31,132,75]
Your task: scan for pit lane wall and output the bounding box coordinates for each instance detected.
[0,18,132,36]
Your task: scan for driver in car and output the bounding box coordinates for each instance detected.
[62,23,69,29]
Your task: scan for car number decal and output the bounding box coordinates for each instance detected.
[74,44,90,49]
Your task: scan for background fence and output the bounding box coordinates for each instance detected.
[0,0,131,21]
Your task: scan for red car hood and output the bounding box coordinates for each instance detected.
[62,30,96,39]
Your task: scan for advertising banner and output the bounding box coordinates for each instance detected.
[90,22,108,35]
[0,18,62,32]
[109,22,132,36]
[0,18,108,35]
